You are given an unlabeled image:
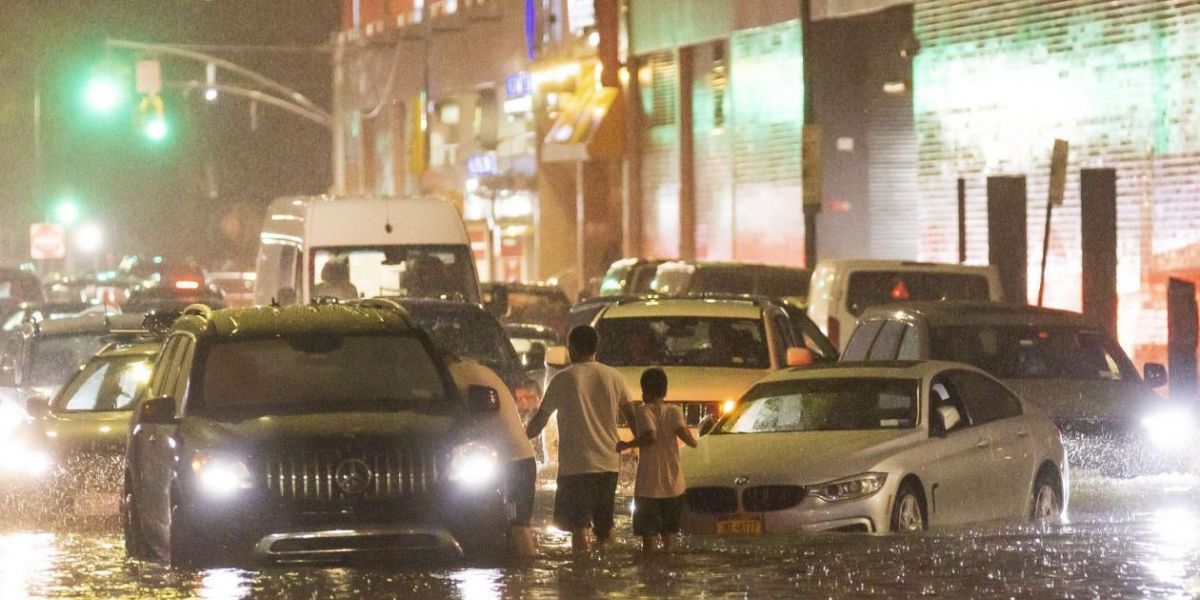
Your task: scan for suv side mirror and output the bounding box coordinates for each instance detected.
[524,342,547,372]
[25,394,50,419]
[466,385,501,413]
[698,414,717,437]
[786,347,815,367]
[545,346,570,369]
[137,396,178,425]
[934,405,961,436]
[1144,362,1168,389]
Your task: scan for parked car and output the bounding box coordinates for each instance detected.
[0,268,45,323]
[481,282,570,336]
[2,333,160,520]
[650,261,810,300]
[841,301,1185,474]
[122,284,225,314]
[806,260,1004,350]
[598,258,670,297]
[207,271,257,308]
[563,297,827,431]
[122,303,511,566]
[0,313,146,438]
[503,323,561,371]
[1,302,94,332]
[680,361,1067,535]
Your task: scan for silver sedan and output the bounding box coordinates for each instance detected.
[680,361,1068,535]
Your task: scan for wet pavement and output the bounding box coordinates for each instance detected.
[2,471,1199,599]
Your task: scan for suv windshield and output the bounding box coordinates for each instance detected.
[312,245,479,303]
[929,325,1138,381]
[55,354,153,412]
[196,335,450,415]
[847,271,990,316]
[718,378,918,433]
[597,316,769,369]
[30,335,108,387]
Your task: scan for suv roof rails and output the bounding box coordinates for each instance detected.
[102,328,161,345]
[347,297,417,327]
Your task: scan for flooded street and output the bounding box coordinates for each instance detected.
[0,472,1196,599]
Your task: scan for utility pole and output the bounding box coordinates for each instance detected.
[800,0,821,269]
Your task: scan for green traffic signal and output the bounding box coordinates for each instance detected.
[53,197,80,226]
[83,73,125,115]
[143,114,168,142]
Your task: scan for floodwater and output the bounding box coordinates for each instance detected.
[2,472,1199,599]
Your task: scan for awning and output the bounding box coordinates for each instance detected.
[541,84,625,162]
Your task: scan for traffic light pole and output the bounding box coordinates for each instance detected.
[104,38,331,126]
[163,81,330,127]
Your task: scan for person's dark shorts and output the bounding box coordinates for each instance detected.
[632,496,684,536]
[507,457,538,526]
[553,471,619,537]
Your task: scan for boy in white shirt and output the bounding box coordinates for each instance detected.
[617,367,698,553]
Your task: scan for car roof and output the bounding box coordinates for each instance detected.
[666,260,808,273]
[171,303,416,339]
[504,322,556,336]
[814,259,996,273]
[600,297,763,319]
[757,360,982,384]
[19,313,146,337]
[387,298,490,317]
[95,340,161,359]
[858,301,1095,329]
[480,282,566,295]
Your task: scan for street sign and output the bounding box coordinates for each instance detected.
[1048,138,1069,206]
[29,223,66,260]
[136,59,162,95]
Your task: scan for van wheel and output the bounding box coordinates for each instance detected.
[1030,472,1062,521]
[889,481,927,532]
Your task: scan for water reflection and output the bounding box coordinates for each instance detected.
[198,568,251,600]
[1145,506,1200,589]
[0,532,56,597]
[452,568,502,600]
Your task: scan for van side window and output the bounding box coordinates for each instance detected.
[868,321,907,360]
[949,370,1022,425]
[842,321,881,361]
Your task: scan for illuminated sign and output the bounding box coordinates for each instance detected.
[467,152,499,176]
[505,72,532,99]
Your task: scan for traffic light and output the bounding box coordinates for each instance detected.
[83,72,126,115]
[138,94,169,143]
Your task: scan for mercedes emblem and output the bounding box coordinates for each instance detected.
[334,458,373,495]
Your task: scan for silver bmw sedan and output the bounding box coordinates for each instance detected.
[680,361,1068,535]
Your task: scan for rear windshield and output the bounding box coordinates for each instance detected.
[929,325,1138,381]
[847,271,990,316]
[718,378,919,433]
[196,335,451,415]
[597,316,769,369]
[30,335,108,387]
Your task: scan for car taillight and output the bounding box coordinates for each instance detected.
[174,280,201,290]
[828,317,840,348]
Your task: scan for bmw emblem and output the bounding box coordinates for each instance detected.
[734,476,750,487]
[334,458,373,495]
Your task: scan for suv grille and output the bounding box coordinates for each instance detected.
[742,485,806,512]
[685,487,738,513]
[264,447,442,501]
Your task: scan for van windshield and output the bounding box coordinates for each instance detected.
[311,245,479,303]
[846,271,990,316]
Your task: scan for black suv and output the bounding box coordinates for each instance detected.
[122,303,509,566]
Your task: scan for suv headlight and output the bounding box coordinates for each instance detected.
[810,472,887,502]
[1142,407,1195,448]
[191,454,252,497]
[448,442,499,489]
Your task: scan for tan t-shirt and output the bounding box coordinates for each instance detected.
[447,358,536,463]
[633,403,687,498]
[539,361,633,476]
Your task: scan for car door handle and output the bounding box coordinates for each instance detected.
[975,438,990,448]
[1016,429,1030,437]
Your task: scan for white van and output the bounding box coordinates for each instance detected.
[806,259,1004,350]
[254,196,480,306]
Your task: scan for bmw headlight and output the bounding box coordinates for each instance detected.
[191,454,252,497]
[0,402,28,439]
[1142,407,1195,449]
[448,442,499,489]
[811,473,887,502]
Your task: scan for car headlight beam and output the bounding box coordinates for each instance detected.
[810,472,887,502]
[448,442,499,489]
[1142,407,1195,449]
[191,454,253,497]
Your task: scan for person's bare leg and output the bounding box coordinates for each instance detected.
[661,533,677,553]
[571,527,592,553]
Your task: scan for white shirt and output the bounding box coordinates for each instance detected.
[634,403,687,498]
[448,359,536,463]
[539,361,633,476]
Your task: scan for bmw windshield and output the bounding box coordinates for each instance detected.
[718,378,919,433]
[194,335,452,416]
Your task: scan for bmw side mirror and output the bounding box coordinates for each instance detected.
[25,394,50,419]
[138,396,178,425]
[1143,362,1167,389]
[698,414,717,437]
[466,385,501,413]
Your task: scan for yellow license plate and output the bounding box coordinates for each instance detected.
[716,518,763,535]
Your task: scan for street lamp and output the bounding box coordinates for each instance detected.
[83,73,125,115]
[74,223,104,254]
[53,198,81,226]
